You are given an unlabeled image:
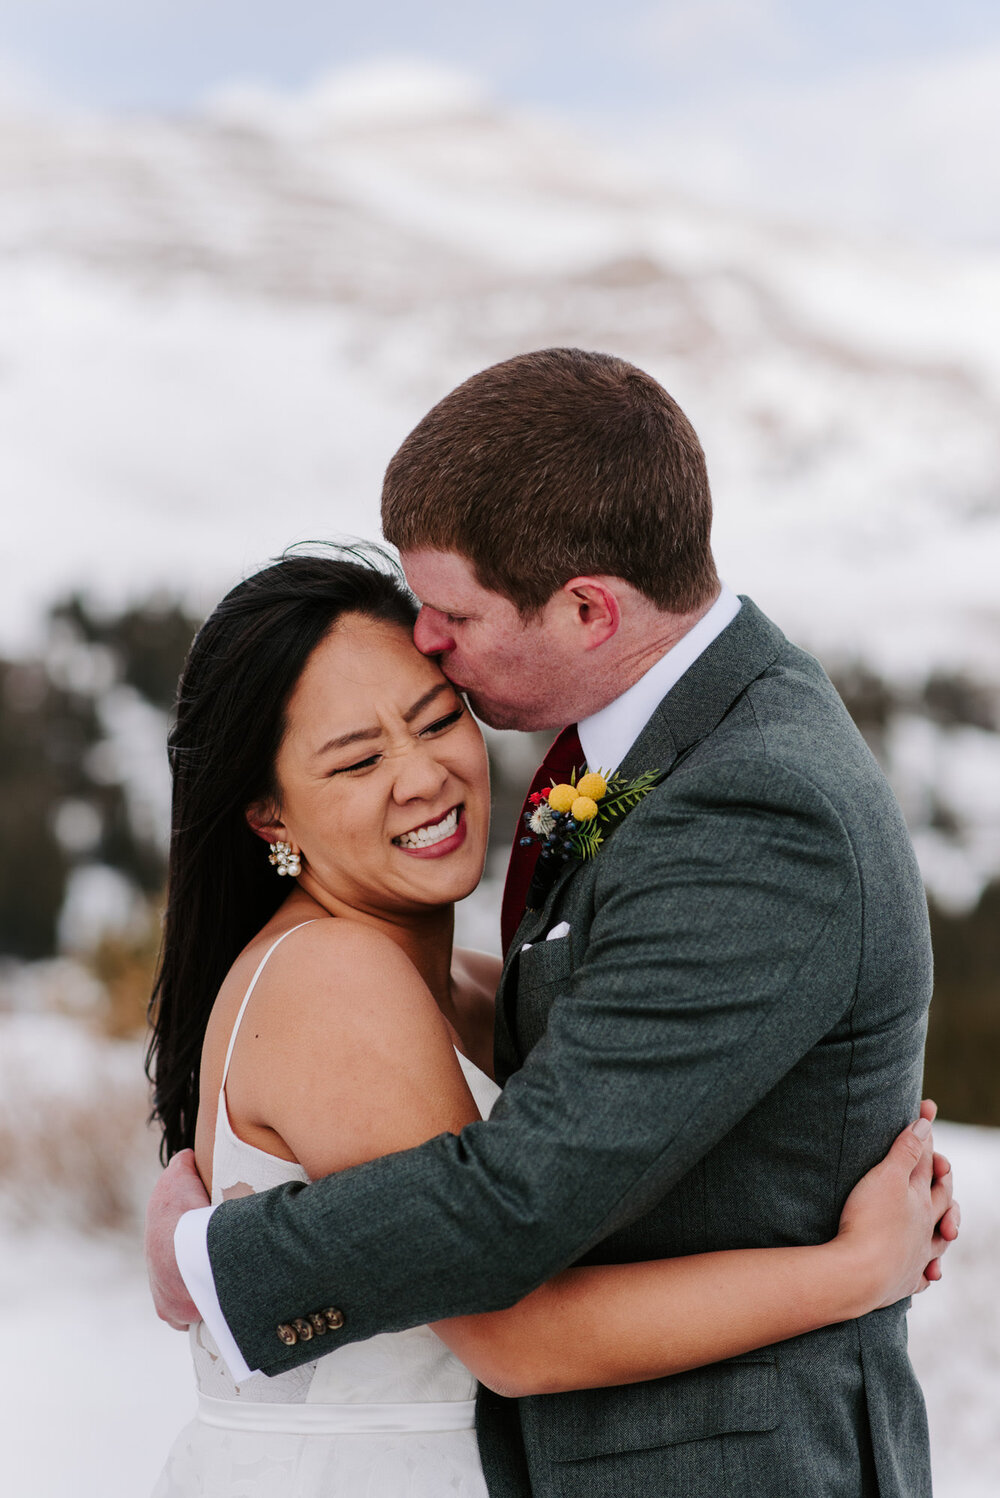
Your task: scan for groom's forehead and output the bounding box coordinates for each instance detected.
[399,549,492,607]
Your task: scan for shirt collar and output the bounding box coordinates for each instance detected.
[577,584,742,775]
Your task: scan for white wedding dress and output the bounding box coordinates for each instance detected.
[154,922,500,1498]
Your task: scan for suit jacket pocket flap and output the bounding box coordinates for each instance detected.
[524,1358,778,1462]
[516,934,574,991]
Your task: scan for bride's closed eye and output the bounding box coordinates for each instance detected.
[329,706,466,776]
[329,753,382,776]
[419,706,465,737]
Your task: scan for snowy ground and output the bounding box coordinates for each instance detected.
[0,1120,995,1497]
[0,1226,194,1497]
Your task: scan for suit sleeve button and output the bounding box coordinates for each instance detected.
[292,1318,314,1341]
[276,1323,298,1346]
[309,1313,328,1336]
[323,1307,345,1331]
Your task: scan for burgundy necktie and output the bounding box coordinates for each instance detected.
[500,723,583,955]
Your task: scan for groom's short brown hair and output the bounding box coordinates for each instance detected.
[381,347,719,616]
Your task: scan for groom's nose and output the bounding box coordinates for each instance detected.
[413,607,454,656]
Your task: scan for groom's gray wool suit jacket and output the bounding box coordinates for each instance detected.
[208,599,933,1498]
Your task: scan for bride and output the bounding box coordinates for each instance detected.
[148,549,952,1497]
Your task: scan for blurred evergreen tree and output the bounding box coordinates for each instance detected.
[50,595,197,711]
[0,595,200,961]
[926,884,1000,1127]
[833,664,1000,1126]
[0,659,110,956]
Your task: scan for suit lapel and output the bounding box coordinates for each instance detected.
[493,597,787,1079]
[616,597,786,780]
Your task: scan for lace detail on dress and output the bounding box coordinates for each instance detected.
[190,1320,317,1403]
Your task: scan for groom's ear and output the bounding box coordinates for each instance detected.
[245,799,286,844]
[560,577,621,651]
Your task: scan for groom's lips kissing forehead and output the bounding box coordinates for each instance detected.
[391,803,467,859]
[436,657,466,691]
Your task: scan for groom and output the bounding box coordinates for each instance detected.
[149,349,937,1495]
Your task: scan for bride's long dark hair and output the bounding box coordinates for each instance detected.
[146,548,418,1160]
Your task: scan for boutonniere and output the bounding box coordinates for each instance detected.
[522,766,662,910]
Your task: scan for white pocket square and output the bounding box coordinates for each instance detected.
[521,921,571,952]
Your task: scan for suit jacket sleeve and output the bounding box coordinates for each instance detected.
[208,754,862,1375]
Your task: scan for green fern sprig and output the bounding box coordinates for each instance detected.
[565,767,661,858]
[573,819,605,860]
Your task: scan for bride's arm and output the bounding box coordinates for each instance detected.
[435,1115,951,1397]
[236,921,953,1399]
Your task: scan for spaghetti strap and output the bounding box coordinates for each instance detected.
[220,920,323,1089]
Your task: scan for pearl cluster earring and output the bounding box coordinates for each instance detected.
[268,841,301,877]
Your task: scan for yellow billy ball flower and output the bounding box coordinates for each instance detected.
[576,772,608,801]
[548,783,577,814]
[571,796,599,821]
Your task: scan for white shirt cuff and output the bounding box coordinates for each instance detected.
[174,1205,258,1381]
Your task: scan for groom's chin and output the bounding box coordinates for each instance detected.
[469,696,562,734]
[463,692,524,731]
[458,689,504,728]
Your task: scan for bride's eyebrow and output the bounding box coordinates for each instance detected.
[402,682,452,724]
[314,683,453,757]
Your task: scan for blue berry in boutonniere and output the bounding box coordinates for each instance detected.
[523,765,662,911]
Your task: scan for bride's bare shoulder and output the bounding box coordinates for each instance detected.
[258,915,433,1016]
[281,913,411,960]
[230,916,477,1178]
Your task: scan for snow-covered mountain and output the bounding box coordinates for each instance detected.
[1,61,998,907]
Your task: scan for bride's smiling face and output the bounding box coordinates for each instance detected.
[258,613,490,917]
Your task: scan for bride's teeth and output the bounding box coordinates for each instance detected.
[394,808,459,849]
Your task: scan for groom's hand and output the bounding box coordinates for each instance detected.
[145,1148,209,1330]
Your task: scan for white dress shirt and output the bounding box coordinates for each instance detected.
[174,583,742,1380]
[577,583,741,774]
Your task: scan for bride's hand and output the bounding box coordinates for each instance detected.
[835,1100,959,1312]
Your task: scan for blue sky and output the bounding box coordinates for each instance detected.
[1,1,998,243]
[0,0,996,110]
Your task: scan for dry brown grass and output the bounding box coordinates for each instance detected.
[86,921,162,1040]
[0,1016,159,1236]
